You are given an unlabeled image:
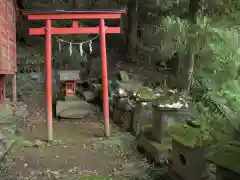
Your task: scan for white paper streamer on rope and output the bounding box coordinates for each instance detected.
[89,40,92,53]
[69,43,72,56]
[58,39,62,52]
[79,43,83,56]
[44,26,108,57]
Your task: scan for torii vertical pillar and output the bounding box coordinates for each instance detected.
[99,18,110,136]
[45,19,53,141]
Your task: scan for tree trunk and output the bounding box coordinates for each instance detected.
[183,0,201,93]
[125,0,139,61]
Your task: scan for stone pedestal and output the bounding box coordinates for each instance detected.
[132,100,152,136]
[64,95,80,101]
[56,100,93,119]
[112,107,124,124]
[112,97,134,130]
[122,110,134,132]
[137,125,170,164]
[152,106,189,143]
[171,140,209,180]
[216,166,240,180]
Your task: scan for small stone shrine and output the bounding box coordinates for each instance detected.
[167,122,210,180]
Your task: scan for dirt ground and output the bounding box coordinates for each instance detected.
[0,91,160,180]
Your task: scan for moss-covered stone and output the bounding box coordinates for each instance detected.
[119,71,130,82]
[167,123,210,148]
[150,140,169,151]
[118,80,143,94]
[136,87,157,101]
[206,142,240,173]
[137,125,170,164]
[152,90,187,109]
[142,125,170,151]
[132,100,152,136]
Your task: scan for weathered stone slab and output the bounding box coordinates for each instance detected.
[122,110,134,132]
[117,80,143,97]
[56,100,94,119]
[216,166,240,180]
[112,107,124,125]
[137,125,170,164]
[112,97,135,125]
[83,91,97,102]
[115,97,130,110]
[132,100,152,136]
[64,95,80,101]
[152,106,189,143]
[58,70,80,81]
[171,139,210,180]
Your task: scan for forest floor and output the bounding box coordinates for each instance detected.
[0,72,163,180]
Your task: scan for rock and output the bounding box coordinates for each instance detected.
[83,91,96,102]
[122,111,133,132]
[56,100,94,119]
[112,108,124,125]
[115,97,129,110]
[119,71,130,82]
[132,100,152,136]
[152,106,189,143]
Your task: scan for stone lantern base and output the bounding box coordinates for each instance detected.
[171,140,209,180]
[136,125,170,164]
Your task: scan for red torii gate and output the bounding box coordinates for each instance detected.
[23,9,125,141]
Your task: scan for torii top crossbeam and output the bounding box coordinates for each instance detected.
[23,9,125,141]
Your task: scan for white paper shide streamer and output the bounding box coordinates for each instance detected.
[58,39,62,52]
[53,30,101,57]
[69,43,72,56]
[89,40,92,53]
[79,43,83,56]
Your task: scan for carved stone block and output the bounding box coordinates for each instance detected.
[137,126,169,164]
[132,100,152,136]
[171,140,210,180]
[152,106,188,143]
